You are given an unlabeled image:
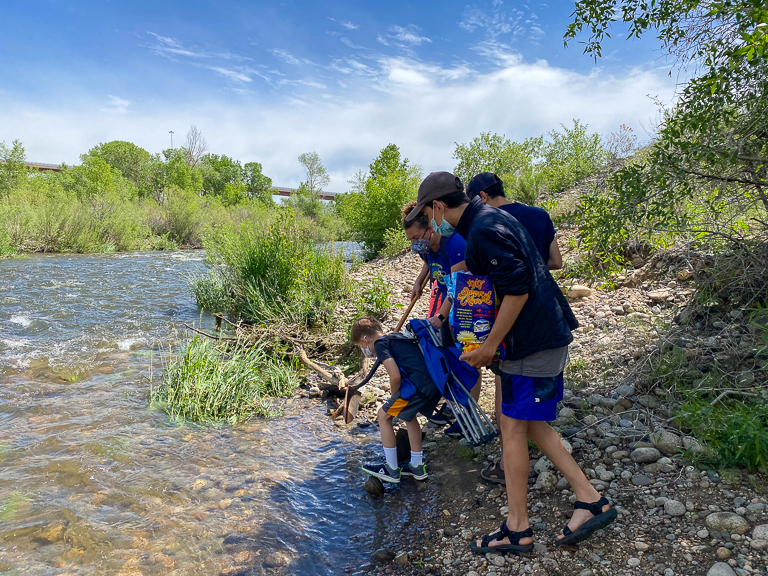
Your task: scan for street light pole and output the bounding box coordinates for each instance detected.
[169,130,174,149]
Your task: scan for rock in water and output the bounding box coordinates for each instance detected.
[373,549,396,563]
[364,476,385,497]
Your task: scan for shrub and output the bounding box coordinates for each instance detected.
[381,227,410,258]
[541,120,608,193]
[508,170,546,206]
[353,274,393,319]
[151,336,299,423]
[191,209,350,326]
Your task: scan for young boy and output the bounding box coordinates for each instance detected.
[351,316,443,483]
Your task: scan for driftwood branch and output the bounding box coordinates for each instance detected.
[183,323,239,342]
[297,347,347,391]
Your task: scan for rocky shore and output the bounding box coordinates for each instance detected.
[299,251,767,576]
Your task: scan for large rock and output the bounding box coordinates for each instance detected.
[651,430,682,454]
[753,524,768,540]
[707,562,737,576]
[536,471,558,491]
[637,394,660,409]
[631,447,662,464]
[373,549,396,563]
[364,476,385,498]
[648,289,672,303]
[567,285,593,299]
[614,384,635,397]
[705,512,750,534]
[664,499,686,517]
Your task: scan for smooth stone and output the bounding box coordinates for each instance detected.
[705,512,750,535]
[394,551,409,565]
[716,547,731,559]
[707,562,737,576]
[536,471,558,491]
[664,500,686,517]
[615,384,635,397]
[364,476,385,498]
[753,524,768,540]
[373,549,396,563]
[651,430,682,454]
[631,447,662,463]
[567,285,593,298]
[632,474,654,486]
[635,541,650,552]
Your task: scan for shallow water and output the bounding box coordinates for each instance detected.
[0,250,426,575]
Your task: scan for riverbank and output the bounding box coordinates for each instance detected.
[308,251,768,576]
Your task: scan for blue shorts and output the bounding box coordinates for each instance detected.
[500,372,564,421]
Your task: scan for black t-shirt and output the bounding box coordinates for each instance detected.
[374,333,436,395]
[497,203,555,263]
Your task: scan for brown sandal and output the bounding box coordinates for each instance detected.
[480,460,505,484]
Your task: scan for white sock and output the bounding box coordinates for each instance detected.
[383,446,398,469]
[410,451,423,467]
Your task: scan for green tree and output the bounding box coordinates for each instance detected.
[540,120,608,192]
[297,151,330,205]
[58,154,137,201]
[243,161,273,205]
[89,141,153,196]
[200,153,244,199]
[0,139,27,198]
[452,132,543,187]
[566,0,768,271]
[338,144,422,257]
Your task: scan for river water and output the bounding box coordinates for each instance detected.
[0,251,428,576]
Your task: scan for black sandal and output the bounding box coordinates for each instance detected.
[469,521,534,554]
[555,496,618,546]
[480,460,505,484]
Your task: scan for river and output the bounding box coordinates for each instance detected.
[0,250,429,576]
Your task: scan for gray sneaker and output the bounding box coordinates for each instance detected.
[362,461,401,483]
[400,462,428,481]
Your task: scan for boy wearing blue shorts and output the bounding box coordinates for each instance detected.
[407,172,617,552]
[351,316,442,484]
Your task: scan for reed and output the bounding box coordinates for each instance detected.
[151,336,299,423]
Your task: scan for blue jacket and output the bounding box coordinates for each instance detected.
[454,198,578,360]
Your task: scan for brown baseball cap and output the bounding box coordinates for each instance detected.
[406,171,464,221]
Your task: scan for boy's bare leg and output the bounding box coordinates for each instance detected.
[405,417,422,453]
[377,408,396,448]
[475,415,532,547]
[527,421,609,538]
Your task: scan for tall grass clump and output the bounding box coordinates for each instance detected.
[191,209,350,327]
[151,336,299,423]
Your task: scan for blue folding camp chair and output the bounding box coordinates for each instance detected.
[403,318,498,447]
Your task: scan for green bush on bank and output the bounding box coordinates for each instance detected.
[191,209,350,326]
[151,336,299,423]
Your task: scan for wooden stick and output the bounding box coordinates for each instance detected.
[183,323,239,342]
[297,347,347,389]
[395,274,431,332]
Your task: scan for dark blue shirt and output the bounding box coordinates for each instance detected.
[497,203,555,263]
[419,234,466,295]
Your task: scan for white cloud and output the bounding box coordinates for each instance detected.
[145,31,251,62]
[1,55,675,192]
[210,67,253,83]
[100,95,131,114]
[340,21,359,30]
[340,37,367,50]
[388,24,432,46]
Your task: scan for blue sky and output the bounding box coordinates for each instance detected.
[0,0,677,189]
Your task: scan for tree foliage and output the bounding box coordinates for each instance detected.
[338,144,422,258]
[0,140,26,198]
[89,141,154,197]
[566,0,768,274]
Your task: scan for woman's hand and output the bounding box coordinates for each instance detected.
[428,315,443,329]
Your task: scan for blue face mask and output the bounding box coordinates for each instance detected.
[411,239,430,254]
[431,217,455,238]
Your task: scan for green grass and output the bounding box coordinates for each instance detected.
[151,336,300,424]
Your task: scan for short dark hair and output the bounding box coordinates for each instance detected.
[466,172,505,200]
[402,200,428,231]
[435,190,470,209]
[351,316,383,343]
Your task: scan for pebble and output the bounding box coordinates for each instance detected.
[628,557,641,567]
[631,447,662,463]
[373,549,396,562]
[753,524,768,540]
[635,541,650,552]
[716,547,732,559]
[492,555,505,567]
[664,499,687,517]
[707,562,738,576]
[632,474,654,486]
